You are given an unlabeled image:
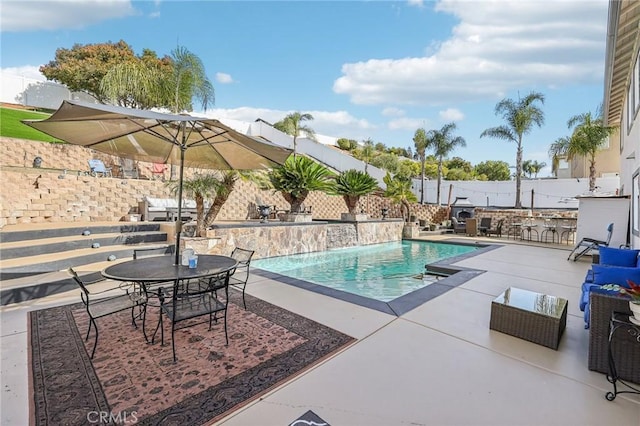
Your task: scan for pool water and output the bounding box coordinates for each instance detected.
[251,241,477,302]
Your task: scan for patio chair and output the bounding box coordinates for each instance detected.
[568,223,614,261]
[228,247,255,309]
[151,163,167,180]
[88,159,112,177]
[478,217,492,236]
[158,269,232,362]
[68,267,147,359]
[117,158,139,179]
[485,219,504,237]
[451,217,466,234]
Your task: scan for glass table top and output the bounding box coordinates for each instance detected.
[493,287,568,318]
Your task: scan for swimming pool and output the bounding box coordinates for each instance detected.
[252,240,478,303]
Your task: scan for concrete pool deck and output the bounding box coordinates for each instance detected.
[2,236,640,425]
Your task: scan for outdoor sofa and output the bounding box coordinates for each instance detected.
[138,196,201,222]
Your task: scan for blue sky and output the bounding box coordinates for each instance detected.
[1,0,609,176]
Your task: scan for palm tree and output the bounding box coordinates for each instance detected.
[428,123,466,205]
[413,128,428,204]
[274,112,316,157]
[530,160,547,178]
[167,46,215,113]
[171,171,256,237]
[268,155,333,213]
[383,172,417,222]
[331,169,379,215]
[548,136,571,177]
[480,92,545,208]
[522,159,533,178]
[549,109,618,191]
[355,138,376,173]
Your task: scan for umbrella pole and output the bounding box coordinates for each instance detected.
[174,127,187,265]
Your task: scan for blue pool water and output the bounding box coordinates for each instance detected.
[252,241,477,302]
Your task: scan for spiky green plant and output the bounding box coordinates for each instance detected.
[331,169,379,214]
[267,155,334,213]
[383,172,417,222]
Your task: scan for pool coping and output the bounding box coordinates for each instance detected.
[250,240,503,316]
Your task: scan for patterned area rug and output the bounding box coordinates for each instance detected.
[29,291,354,425]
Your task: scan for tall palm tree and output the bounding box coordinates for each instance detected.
[480,91,545,208]
[549,109,618,191]
[548,136,571,177]
[274,112,316,157]
[522,159,533,178]
[530,160,547,178]
[428,122,466,205]
[167,46,215,113]
[413,128,428,204]
[359,138,376,173]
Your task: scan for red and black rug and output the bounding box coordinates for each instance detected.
[29,291,354,425]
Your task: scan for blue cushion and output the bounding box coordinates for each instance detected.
[592,264,640,286]
[599,246,640,267]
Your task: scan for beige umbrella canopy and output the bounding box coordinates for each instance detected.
[23,100,292,263]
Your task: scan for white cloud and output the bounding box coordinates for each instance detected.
[388,117,428,130]
[1,0,136,32]
[439,108,464,121]
[382,107,405,117]
[204,107,375,140]
[408,0,425,8]
[215,73,234,84]
[333,0,608,106]
[1,66,46,81]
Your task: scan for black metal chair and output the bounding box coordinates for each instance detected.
[68,267,147,359]
[478,217,492,236]
[486,219,504,237]
[568,223,614,261]
[228,247,255,309]
[158,269,232,362]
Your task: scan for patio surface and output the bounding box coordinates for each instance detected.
[2,235,640,425]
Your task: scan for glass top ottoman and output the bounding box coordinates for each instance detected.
[490,287,568,350]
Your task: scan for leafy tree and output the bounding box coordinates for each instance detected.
[427,123,466,205]
[445,168,474,181]
[480,91,545,208]
[267,155,333,212]
[549,108,617,191]
[370,152,399,174]
[40,40,137,102]
[374,142,387,152]
[274,112,316,157]
[330,169,379,214]
[353,138,377,173]
[445,156,473,173]
[383,172,417,222]
[336,138,358,151]
[474,160,511,181]
[413,128,428,203]
[397,159,422,180]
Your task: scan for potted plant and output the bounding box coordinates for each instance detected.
[330,169,379,222]
[267,155,333,222]
[601,280,640,324]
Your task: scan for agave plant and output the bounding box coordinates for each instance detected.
[267,155,334,213]
[330,169,379,214]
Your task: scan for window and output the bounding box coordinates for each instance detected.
[558,159,569,170]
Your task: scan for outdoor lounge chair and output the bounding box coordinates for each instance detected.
[568,222,614,261]
[478,217,492,236]
[451,217,466,234]
[68,267,146,358]
[485,219,504,237]
[117,158,139,179]
[88,159,112,177]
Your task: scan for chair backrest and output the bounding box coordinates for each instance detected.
[231,247,255,267]
[604,223,614,246]
[496,219,504,230]
[479,217,491,228]
[119,158,138,178]
[88,159,108,173]
[133,245,175,259]
[68,267,90,296]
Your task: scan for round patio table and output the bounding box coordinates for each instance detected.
[102,254,237,283]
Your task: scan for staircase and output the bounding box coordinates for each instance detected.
[0,222,171,305]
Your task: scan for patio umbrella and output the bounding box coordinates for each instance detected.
[23,100,292,264]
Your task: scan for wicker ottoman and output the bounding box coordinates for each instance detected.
[490,287,568,350]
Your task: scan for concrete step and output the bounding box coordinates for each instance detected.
[0,222,162,243]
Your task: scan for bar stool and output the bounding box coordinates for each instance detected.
[540,218,559,243]
[560,220,577,245]
[521,218,539,241]
[508,217,523,240]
